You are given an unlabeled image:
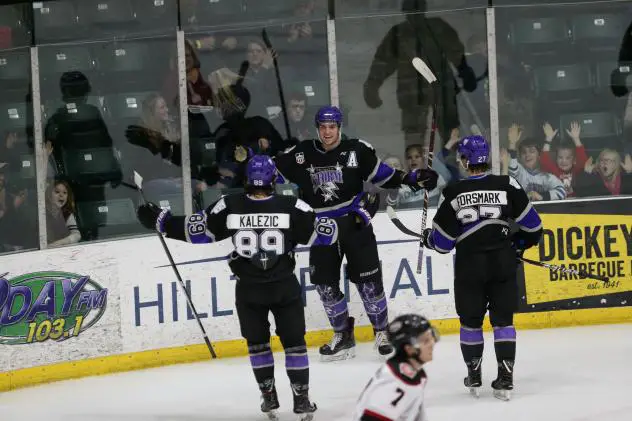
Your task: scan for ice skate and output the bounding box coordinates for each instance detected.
[374,329,394,359]
[491,360,514,401]
[464,357,483,398]
[292,383,317,421]
[319,317,356,362]
[259,380,280,420]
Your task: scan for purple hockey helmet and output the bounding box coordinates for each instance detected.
[246,155,277,187]
[314,105,343,127]
[457,135,489,166]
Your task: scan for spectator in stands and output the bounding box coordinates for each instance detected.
[164,39,214,109]
[386,143,448,209]
[506,124,566,201]
[213,83,284,188]
[242,38,279,119]
[124,93,207,200]
[46,179,81,247]
[575,149,632,197]
[0,166,34,252]
[285,91,312,145]
[540,121,588,198]
[44,71,121,240]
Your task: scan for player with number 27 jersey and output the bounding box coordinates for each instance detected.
[430,174,540,254]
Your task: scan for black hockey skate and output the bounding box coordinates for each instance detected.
[491,360,514,401]
[291,383,317,421]
[464,357,483,398]
[319,317,356,362]
[374,329,394,358]
[259,379,280,420]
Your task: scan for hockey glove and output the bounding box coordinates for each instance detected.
[312,217,338,246]
[352,192,379,227]
[421,228,435,250]
[403,168,439,192]
[137,202,171,234]
[511,232,532,259]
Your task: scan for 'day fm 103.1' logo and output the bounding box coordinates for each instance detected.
[0,271,108,345]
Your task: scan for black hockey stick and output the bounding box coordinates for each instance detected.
[386,206,424,239]
[386,205,610,282]
[411,57,438,274]
[518,256,609,282]
[262,28,292,141]
[133,171,218,359]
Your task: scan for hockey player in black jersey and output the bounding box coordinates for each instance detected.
[352,314,438,421]
[273,105,439,361]
[420,135,543,401]
[137,155,339,420]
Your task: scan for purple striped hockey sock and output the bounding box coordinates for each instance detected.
[248,343,275,388]
[316,285,349,332]
[284,345,309,386]
[493,325,516,362]
[357,281,388,331]
[460,326,484,362]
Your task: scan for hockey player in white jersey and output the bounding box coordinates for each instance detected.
[352,314,439,421]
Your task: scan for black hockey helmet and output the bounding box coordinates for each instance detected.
[387,314,438,353]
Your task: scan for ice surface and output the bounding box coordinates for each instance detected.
[1,324,631,421]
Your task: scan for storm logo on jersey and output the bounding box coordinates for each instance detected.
[307,163,344,202]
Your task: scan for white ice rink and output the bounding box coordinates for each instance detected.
[1,324,631,421]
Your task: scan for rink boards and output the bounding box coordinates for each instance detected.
[0,198,631,391]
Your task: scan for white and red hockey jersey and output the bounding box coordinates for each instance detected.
[352,357,428,421]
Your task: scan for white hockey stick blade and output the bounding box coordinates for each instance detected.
[133,171,144,190]
[412,57,437,84]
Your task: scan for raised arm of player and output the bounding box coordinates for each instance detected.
[273,145,300,185]
[136,197,232,244]
[507,175,543,251]
[356,139,438,192]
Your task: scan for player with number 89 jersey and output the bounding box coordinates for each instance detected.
[137,155,338,420]
[419,135,543,401]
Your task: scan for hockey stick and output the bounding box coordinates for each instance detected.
[262,28,292,141]
[518,256,609,282]
[386,206,424,239]
[386,205,610,282]
[411,57,438,274]
[134,171,217,359]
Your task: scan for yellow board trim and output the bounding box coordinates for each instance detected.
[1,307,631,392]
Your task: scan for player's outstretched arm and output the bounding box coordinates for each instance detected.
[137,198,230,245]
[358,139,438,192]
[290,198,339,246]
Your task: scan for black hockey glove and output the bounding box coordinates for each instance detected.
[403,168,438,192]
[511,232,531,259]
[421,228,435,250]
[137,202,171,234]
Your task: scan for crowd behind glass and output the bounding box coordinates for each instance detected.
[0,0,630,254]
